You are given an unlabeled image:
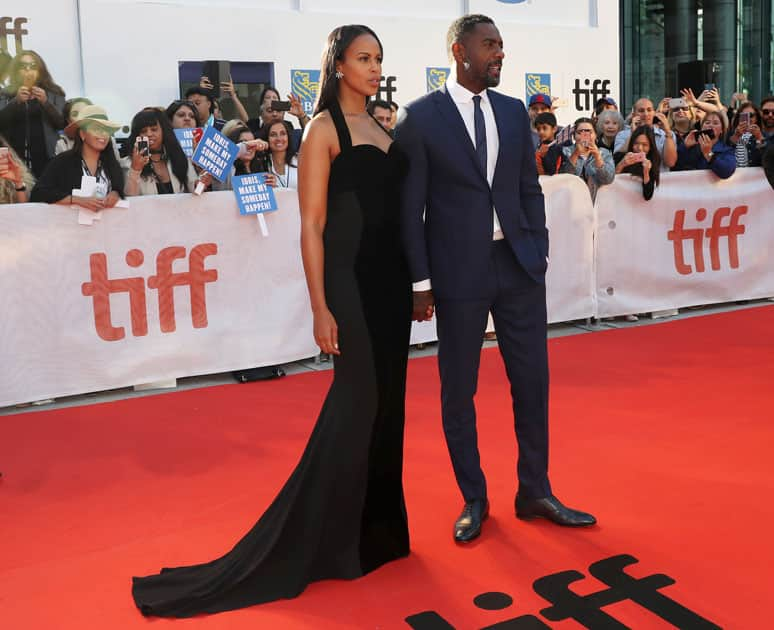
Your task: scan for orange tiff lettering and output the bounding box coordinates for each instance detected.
[667,206,747,275]
[81,244,218,341]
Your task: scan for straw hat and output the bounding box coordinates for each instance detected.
[70,105,123,135]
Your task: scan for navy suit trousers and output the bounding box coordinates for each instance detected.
[435,240,552,502]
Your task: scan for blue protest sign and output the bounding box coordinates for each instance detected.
[191,126,239,183]
[174,127,201,158]
[232,173,278,215]
[426,67,450,93]
[291,69,321,116]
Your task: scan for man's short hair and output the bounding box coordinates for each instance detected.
[446,14,495,59]
[534,112,557,128]
[367,99,392,115]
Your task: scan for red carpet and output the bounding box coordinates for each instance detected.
[2,307,772,628]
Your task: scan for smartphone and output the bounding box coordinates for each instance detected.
[739,112,751,126]
[137,137,149,156]
[698,128,715,140]
[633,152,645,162]
[704,83,716,91]
[270,100,291,112]
[669,98,687,110]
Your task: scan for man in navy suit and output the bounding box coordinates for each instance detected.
[395,14,596,542]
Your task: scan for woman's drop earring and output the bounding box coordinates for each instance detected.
[335,71,344,79]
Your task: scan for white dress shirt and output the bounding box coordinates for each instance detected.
[413,75,504,292]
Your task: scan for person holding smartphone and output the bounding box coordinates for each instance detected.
[614,98,677,169]
[0,50,65,178]
[559,117,615,201]
[674,111,736,178]
[245,86,307,153]
[122,107,208,196]
[615,125,660,200]
[727,102,765,167]
[0,136,34,204]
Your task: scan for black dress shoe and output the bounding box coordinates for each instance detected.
[454,498,489,542]
[515,494,596,527]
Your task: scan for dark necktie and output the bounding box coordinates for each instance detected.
[472,95,487,177]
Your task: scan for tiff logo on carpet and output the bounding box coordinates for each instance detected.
[667,206,747,275]
[81,244,218,341]
[405,554,720,629]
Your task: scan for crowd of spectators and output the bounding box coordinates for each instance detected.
[0,48,772,210]
[531,87,774,200]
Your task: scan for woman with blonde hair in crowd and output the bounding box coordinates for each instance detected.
[0,134,34,204]
[596,109,625,153]
[0,50,65,178]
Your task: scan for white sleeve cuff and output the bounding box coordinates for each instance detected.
[412,279,432,292]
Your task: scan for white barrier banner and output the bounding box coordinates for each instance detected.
[0,191,318,407]
[595,168,774,318]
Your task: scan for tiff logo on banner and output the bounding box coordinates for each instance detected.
[81,244,218,342]
[0,16,28,53]
[667,206,747,275]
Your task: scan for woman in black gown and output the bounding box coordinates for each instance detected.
[131,25,412,617]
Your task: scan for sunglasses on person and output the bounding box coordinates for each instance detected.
[19,62,38,70]
[671,106,690,112]
[762,109,774,116]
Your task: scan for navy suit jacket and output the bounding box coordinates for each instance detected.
[394,85,548,300]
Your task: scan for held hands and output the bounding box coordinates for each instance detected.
[199,76,214,90]
[263,173,277,187]
[314,307,340,355]
[630,115,641,131]
[104,191,121,208]
[30,87,47,104]
[72,195,107,212]
[412,290,434,322]
[748,124,764,141]
[683,129,698,148]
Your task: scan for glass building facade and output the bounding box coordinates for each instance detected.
[620,0,773,109]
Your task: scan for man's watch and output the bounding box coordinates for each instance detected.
[706,151,715,162]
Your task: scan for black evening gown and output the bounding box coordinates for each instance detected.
[131,100,412,617]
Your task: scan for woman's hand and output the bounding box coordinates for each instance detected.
[681,88,697,105]
[198,172,212,189]
[684,130,698,148]
[15,86,32,104]
[30,87,47,104]
[288,93,305,120]
[0,155,22,185]
[653,111,671,132]
[103,191,121,208]
[73,195,106,212]
[131,141,149,172]
[243,138,269,153]
[749,123,764,141]
[698,133,714,160]
[313,307,340,355]
[263,173,277,187]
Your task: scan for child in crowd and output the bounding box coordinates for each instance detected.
[534,112,562,175]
